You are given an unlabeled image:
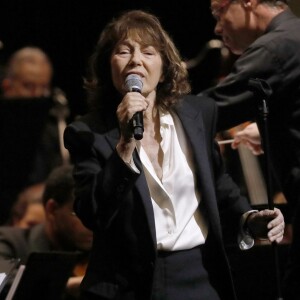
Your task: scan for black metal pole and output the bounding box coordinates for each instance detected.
[248,78,283,300]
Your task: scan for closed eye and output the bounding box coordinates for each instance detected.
[143,46,157,56]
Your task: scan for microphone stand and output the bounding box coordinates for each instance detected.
[248,78,283,300]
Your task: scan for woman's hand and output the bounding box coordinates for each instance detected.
[116,92,148,162]
[246,207,285,243]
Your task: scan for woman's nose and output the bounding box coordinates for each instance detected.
[214,21,223,36]
[129,51,142,65]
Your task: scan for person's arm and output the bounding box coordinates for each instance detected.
[203,45,283,131]
[212,126,285,249]
[64,122,140,231]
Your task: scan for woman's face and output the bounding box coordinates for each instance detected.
[110,38,164,97]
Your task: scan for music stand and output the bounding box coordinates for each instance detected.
[5,252,78,300]
[0,258,20,295]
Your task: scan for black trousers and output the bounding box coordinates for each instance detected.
[282,202,300,300]
[80,247,221,300]
[151,246,221,300]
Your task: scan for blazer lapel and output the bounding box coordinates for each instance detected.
[104,128,157,246]
[174,101,222,238]
[174,102,212,183]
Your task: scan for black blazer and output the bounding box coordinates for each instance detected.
[64,95,251,300]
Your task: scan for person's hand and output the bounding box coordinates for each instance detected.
[116,92,148,162]
[246,207,285,243]
[231,123,263,155]
[116,92,148,142]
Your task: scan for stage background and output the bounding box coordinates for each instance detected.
[0,0,216,117]
[0,0,299,118]
[0,2,298,299]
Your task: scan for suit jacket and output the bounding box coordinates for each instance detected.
[204,9,300,208]
[0,224,50,264]
[64,95,251,300]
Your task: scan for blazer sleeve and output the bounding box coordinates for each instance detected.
[64,121,140,231]
[204,98,252,239]
[185,95,252,237]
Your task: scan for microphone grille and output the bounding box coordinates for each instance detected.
[125,74,143,92]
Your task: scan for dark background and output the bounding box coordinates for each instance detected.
[1,2,300,299]
[0,1,299,118]
[0,0,219,118]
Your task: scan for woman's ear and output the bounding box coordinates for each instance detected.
[159,70,165,83]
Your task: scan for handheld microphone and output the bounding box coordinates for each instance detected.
[125,74,144,140]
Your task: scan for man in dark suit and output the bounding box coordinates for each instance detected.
[203,1,300,298]
[64,10,284,300]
